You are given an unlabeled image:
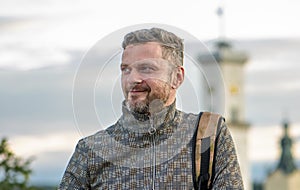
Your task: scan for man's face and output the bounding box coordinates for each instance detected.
[121,42,178,114]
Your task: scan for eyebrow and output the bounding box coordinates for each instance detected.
[120,63,128,67]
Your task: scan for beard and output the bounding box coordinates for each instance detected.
[125,80,171,114]
[126,99,149,114]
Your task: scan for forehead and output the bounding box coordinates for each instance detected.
[122,42,163,63]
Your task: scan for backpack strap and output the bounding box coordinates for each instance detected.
[195,112,224,190]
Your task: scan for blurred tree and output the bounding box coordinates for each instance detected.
[0,137,38,190]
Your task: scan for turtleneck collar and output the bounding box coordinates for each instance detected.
[119,100,176,135]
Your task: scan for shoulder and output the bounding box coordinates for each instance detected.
[213,121,238,161]
[77,123,118,150]
[176,109,199,125]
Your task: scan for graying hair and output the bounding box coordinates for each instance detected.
[122,28,184,66]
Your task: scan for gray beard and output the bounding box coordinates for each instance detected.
[125,100,149,114]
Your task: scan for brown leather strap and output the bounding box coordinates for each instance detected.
[195,112,223,189]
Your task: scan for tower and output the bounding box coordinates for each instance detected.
[197,5,251,189]
[197,40,250,190]
[217,40,250,190]
[265,121,300,190]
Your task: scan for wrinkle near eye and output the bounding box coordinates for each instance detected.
[121,65,131,74]
[137,64,157,74]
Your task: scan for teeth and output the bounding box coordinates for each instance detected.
[132,89,143,92]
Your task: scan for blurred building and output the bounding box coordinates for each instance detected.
[265,121,300,190]
[199,40,250,190]
[196,5,251,188]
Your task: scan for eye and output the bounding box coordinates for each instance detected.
[121,66,131,74]
[141,66,153,72]
[138,65,157,73]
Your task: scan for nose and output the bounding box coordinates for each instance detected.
[126,69,143,84]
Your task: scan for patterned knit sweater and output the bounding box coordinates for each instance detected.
[59,103,244,189]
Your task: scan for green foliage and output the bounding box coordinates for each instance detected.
[0,137,37,190]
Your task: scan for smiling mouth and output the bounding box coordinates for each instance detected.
[128,88,149,99]
[129,90,147,95]
[129,86,149,93]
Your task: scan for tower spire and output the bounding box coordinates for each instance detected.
[277,120,297,174]
[216,1,230,49]
[216,1,225,41]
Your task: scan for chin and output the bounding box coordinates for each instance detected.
[127,100,149,113]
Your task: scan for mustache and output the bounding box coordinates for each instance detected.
[128,83,150,92]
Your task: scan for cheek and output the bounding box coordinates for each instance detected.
[121,78,127,94]
[144,74,171,86]
[121,75,128,86]
[144,79,171,93]
[143,79,159,89]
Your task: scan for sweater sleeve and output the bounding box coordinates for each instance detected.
[211,123,244,190]
[58,139,90,190]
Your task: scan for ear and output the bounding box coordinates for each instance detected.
[171,66,184,89]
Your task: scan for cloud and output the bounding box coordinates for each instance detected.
[0,47,72,70]
[246,70,300,94]
[245,86,300,125]
[249,123,300,162]
[0,67,75,122]
[232,39,299,69]
[8,131,80,156]
[30,150,70,185]
[0,15,87,71]
[1,127,81,185]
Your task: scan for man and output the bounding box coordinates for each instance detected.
[59,28,243,189]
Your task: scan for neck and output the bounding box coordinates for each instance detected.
[120,100,176,134]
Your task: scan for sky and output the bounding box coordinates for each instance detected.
[1,0,300,185]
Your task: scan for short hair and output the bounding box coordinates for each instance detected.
[122,28,184,66]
